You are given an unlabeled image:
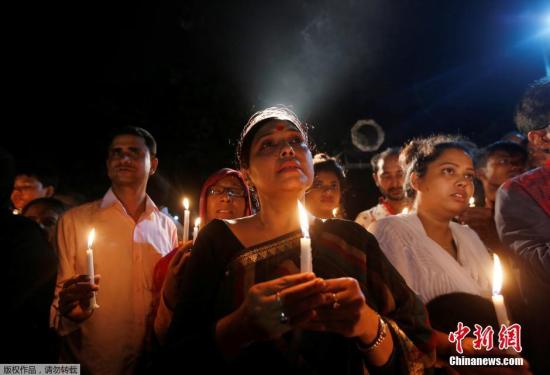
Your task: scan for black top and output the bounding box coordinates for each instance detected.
[158,218,433,374]
[0,209,58,363]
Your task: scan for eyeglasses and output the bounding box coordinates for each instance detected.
[207,185,246,198]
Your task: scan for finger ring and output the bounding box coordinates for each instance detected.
[276,292,289,324]
[332,292,341,309]
[279,311,289,324]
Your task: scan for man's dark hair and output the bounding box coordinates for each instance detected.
[370,147,401,173]
[107,126,157,156]
[515,77,550,134]
[475,141,528,169]
[15,162,59,190]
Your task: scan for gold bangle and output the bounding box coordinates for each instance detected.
[357,316,388,353]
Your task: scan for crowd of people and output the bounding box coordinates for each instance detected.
[1,77,548,374]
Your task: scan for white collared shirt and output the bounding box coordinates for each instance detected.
[52,188,177,374]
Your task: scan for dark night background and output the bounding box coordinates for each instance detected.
[5,0,549,219]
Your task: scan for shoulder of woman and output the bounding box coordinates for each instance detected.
[193,219,240,250]
[369,214,412,234]
[313,218,380,249]
[450,221,490,255]
[449,220,479,239]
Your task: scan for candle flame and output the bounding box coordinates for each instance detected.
[332,208,338,217]
[297,201,310,239]
[401,207,409,214]
[194,217,201,227]
[183,197,189,210]
[87,228,96,249]
[469,197,476,207]
[493,253,503,295]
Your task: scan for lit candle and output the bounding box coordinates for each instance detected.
[193,217,201,244]
[492,254,509,326]
[401,207,409,214]
[87,228,99,310]
[182,198,190,242]
[298,201,313,273]
[469,197,476,208]
[332,208,338,218]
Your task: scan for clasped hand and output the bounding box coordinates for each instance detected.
[59,274,100,322]
[237,273,378,342]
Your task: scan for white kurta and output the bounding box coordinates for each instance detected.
[355,203,392,230]
[369,213,492,304]
[52,189,178,374]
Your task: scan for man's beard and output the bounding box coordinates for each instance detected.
[383,188,405,201]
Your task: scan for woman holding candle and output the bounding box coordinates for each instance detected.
[158,107,435,374]
[305,153,346,219]
[369,136,526,367]
[152,168,253,343]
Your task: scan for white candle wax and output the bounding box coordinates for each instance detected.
[492,294,510,326]
[86,229,99,309]
[193,217,201,244]
[182,198,190,242]
[298,201,313,273]
[300,237,312,273]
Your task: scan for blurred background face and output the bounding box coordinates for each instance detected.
[415,148,475,218]
[23,203,60,245]
[374,154,405,201]
[305,170,340,217]
[205,175,247,222]
[11,175,53,210]
[480,151,526,187]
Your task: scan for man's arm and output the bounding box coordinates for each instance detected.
[51,210,96,334]
[495,183,550,286]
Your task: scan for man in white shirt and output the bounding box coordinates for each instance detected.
[52,127,178,374]
[355,147,411,229]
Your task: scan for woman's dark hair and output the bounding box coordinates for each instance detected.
[312,153,346,189]
[237,106,310,169]
[401,135,475,197]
